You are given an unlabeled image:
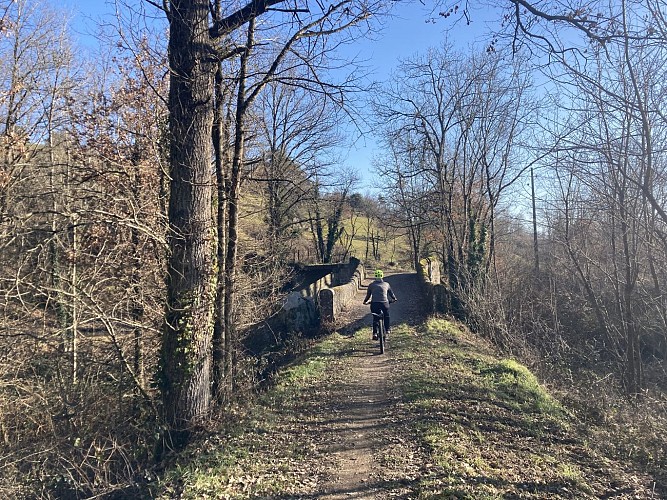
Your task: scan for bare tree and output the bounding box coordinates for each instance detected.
[373,133,432,269]
[253,75,343,257]
[0,1,172,494]
[485,0,667,394]
[540,34,667,394]
[373,43,537,316]
[308,171,358,263]
[159,0,387,435]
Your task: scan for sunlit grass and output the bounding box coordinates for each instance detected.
[556,462,595,495]
[394,316,589,498]
[155,331,357,499]
[278,356,326,386]
[423,317,463,338]
[477,358,566,416]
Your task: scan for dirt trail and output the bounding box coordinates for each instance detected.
[316,272,426,499]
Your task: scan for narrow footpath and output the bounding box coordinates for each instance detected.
[316,272,427,499]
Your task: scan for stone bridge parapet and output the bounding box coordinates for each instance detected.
[272,257,365,334]
[417,257,448,314]
[318,257,365,323]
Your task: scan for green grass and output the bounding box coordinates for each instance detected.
[477,358,565,415]
[391,319,629,498]
[423,317,463,338]
[154,339,343,499]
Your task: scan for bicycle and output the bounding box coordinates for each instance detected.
[372,311,386,354]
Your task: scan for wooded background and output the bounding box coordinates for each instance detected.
[0,0,666,497]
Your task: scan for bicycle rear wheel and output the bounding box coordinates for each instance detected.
[379,319,385,354]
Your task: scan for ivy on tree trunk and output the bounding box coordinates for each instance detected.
[159,0,215,441]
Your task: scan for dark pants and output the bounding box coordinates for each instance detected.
[370,301,390,335]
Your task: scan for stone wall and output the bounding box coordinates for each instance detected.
[417,257,449,314]
[246,266,332,353]
[318,257,365,322]
[244,258,365,356]
[270,257,365,332]
[274,291,319,334]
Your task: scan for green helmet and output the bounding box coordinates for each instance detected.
[374,269,384,279]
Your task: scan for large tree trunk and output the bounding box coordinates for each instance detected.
[160,0,215,438]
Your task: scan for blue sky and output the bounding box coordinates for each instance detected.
[335,2,499,186]
[57,0,500,190]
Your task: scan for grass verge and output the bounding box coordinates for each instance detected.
[153,333,358,499]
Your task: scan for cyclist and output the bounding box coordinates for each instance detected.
[363,269,397,340]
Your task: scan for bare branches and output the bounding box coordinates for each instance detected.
[209,0,291,38]
[372,44,538,294]
[504,0,667,57]
[510,0,609,44]
[143,0,170,19]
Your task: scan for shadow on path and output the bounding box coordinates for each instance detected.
[309,271,429,499]
[337,271,428,338]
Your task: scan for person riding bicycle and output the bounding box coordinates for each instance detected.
[363,269,397,340]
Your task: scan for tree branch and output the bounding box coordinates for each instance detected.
[209,0,290,38]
